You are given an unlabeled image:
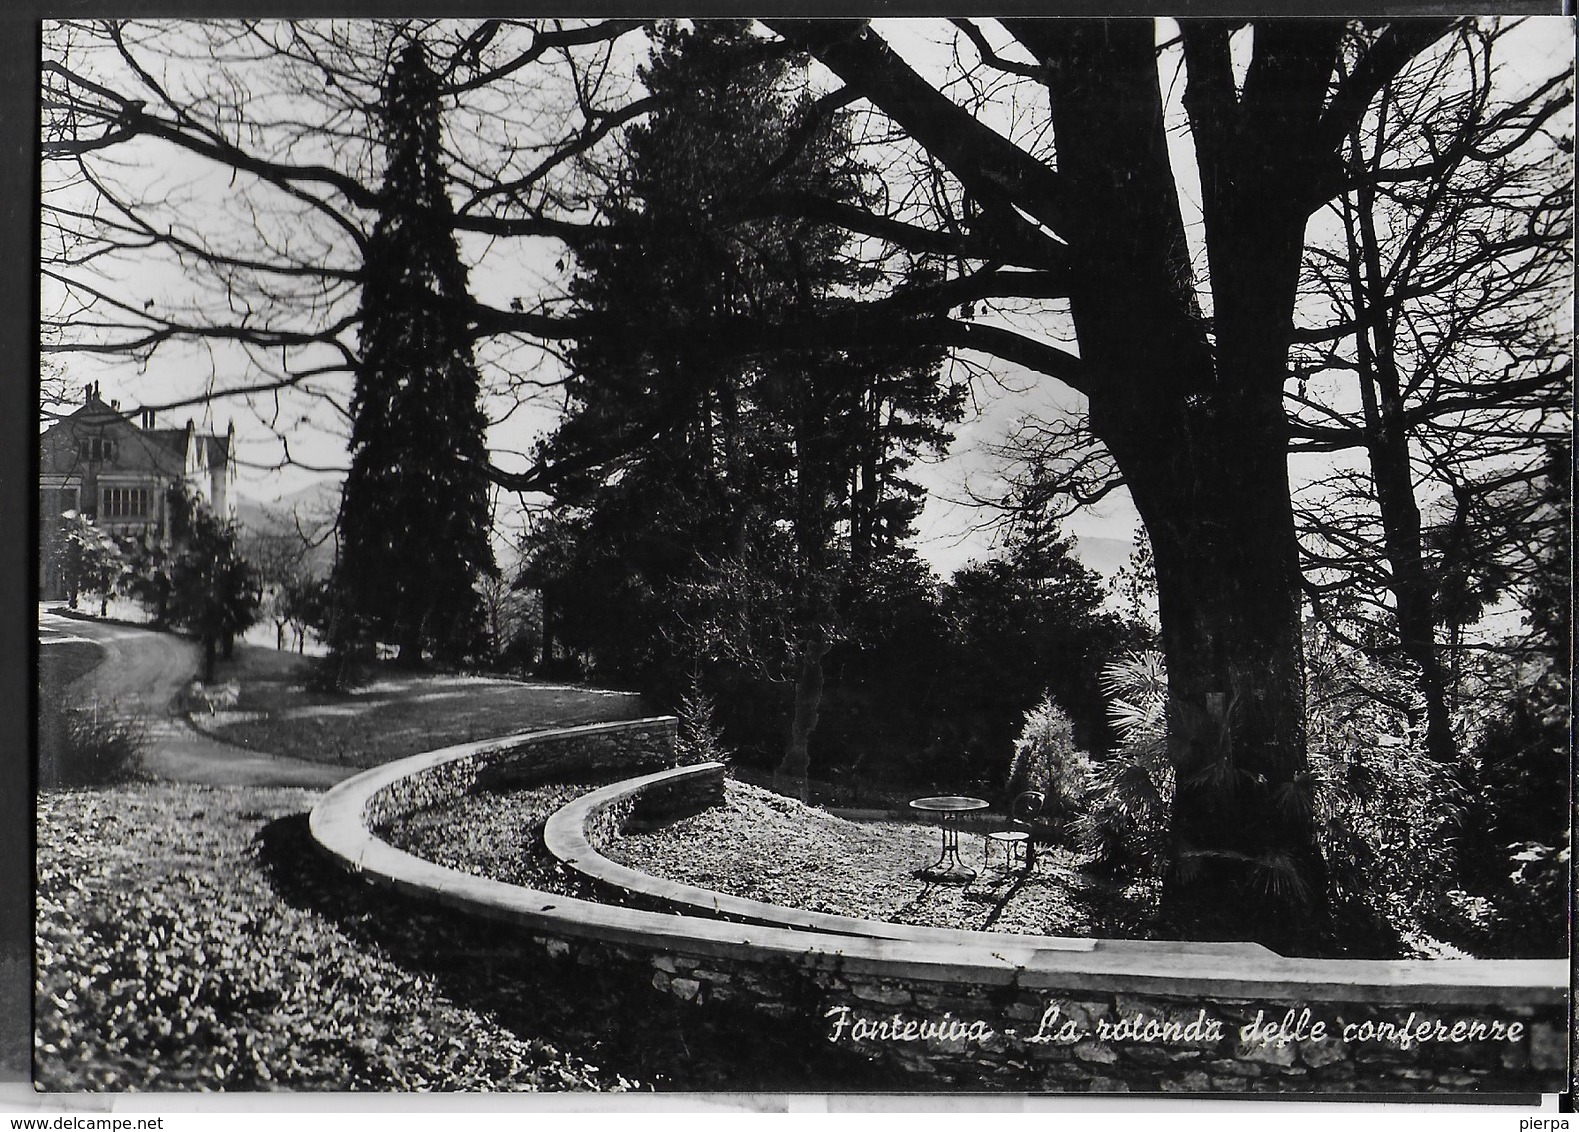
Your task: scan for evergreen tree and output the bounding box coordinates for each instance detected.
[332,41,496,667]
[162,485,261,682]
[942,515,1134,765]
[527,23,959,794]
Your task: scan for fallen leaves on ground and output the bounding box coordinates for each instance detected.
[35,785,628,1092]
[382,784,601,898]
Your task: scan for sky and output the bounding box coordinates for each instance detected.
[38,17,1573,582]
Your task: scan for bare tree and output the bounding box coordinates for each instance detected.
[239,527,309,650]
[41,19,650,480]
[1290,21,1572,763]
[728,18,1494,947]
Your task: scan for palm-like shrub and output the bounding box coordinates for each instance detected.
[1075,651,1174,874]
[1070,638,1507,955]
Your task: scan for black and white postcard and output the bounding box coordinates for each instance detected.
[12,9,1574,1112]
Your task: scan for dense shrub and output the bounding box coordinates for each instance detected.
[1063,637,1562,957]
[1006,695,1090,833]
[1307,728,1463,955]
[1305,632,1486,955]
[1455,659,1570,956]
[37,691,146,788]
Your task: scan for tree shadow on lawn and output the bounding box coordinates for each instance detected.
[255,813,909,1093]
[963,870,1033,932]
[943,853,1161,941]
[212,650,652,769]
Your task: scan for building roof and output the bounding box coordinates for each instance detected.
[53,386,230,448]
[41,384,234,478]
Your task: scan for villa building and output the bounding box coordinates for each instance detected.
[38,383,237,600]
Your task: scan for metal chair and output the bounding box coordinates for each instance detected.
[984,790,1045,873]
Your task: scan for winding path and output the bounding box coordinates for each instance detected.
[39,610,349,789]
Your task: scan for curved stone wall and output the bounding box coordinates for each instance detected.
[546,760,1107,952]
[309,718,1569,1093]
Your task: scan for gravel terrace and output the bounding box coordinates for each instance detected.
[386,776,1162,940]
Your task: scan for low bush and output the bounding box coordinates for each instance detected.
[306,647,368,694]
[37,692,146,788]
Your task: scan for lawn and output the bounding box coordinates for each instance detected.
[38,640,108,690]
[198,645,652,768]
[37,639,146,789]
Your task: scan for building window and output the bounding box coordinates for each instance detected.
[77,437,115,462]
[101,487,150,520]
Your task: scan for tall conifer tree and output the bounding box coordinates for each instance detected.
[528,22,958,793]
[333,41,495,666]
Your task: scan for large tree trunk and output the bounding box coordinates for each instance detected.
[1122,413,1329,951]
[1035,20,1341,950]
[539,589,555,674]
[774,367,838,801]
[395,619,423,668]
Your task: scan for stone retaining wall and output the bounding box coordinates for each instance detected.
[632,945,1564,1092]
[310,718,1569,1094]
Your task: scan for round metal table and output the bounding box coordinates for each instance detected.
[908,795,990,882]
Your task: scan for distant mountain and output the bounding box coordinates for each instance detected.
[1075,534,1134,580]
[233,478,341,575]
[230,478,1137,588]
[235,479,339,527]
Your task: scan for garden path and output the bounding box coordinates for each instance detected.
[39,609,348,789]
